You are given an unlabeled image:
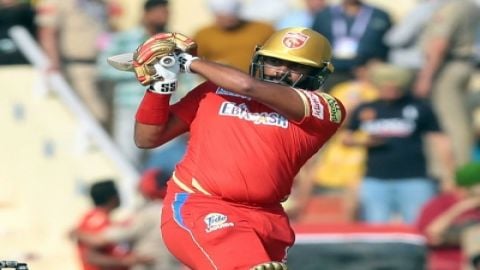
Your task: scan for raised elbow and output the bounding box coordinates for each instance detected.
[133,122,165,149]
[134,131,158,149]
[236,76,257,95]
[134,137,156,149]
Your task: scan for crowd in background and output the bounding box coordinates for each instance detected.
[2,0,480,269]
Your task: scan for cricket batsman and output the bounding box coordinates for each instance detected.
[117,27,345,269]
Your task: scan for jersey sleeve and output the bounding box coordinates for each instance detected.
[292,89,347,134]
[170,81,214,125]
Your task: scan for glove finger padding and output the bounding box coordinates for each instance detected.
[171,32,197,55]
[133,38,176,86]
[139,32,197,58]
[132,32,197,85]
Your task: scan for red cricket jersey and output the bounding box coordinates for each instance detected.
[76,208,129,270]
[170,81,345,205]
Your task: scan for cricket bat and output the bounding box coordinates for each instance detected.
[107,52,135,72]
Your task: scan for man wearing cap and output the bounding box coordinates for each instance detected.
[343,62,455,224]
[416,162,480,270]
[193,0,275,73]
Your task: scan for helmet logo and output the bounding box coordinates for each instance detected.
[282,32,309,49]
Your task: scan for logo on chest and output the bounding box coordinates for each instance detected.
[204,213,234,233]
[216,87,250,100]
[219,102,289,128]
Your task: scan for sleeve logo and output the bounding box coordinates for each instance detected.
[304,91,324,120]
[320,93,342,123]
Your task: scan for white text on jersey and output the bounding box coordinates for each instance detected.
[219,102,289,128]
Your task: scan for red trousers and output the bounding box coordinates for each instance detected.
[161,182,294,270]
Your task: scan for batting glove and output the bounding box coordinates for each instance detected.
[149,55,180,94]
[176,52,199,73]
[133,33,177,86]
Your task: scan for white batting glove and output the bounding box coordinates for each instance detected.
[176,52,199,73]
[150,55,180,94]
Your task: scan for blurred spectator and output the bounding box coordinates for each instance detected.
[35,0,113,124]
[383,0,448,69]
[73,170,181,270]
[414,0,480,166]
[311,0,392,91]
[416,162,480,270]
[193,0,275,73]
[275,0,327,30]
[0,0,36,65]
[287,59,378,222]
[74,179,147,270]
[343,62,455,224]
[96,0,171,167]
[240,0,289,24]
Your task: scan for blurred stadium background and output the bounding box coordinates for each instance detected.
[0,0,445,269]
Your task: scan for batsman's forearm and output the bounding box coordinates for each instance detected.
[189,59,306,121]
[134,111,189,149]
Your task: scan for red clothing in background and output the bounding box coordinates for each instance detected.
[76,208,129,270]
[416,192,480,270]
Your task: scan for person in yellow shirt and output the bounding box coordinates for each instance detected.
[193,0,274,73]
[286,59,378,222]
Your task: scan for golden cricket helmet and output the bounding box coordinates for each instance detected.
[250,27,334,90]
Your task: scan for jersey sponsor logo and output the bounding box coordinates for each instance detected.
[282,32,310,49]
[204,213,234,233]
[361,118,415,137]
[304,91,324,120]
[216,87,250,100]
[320,93,342,123]
[219,102,289,128]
